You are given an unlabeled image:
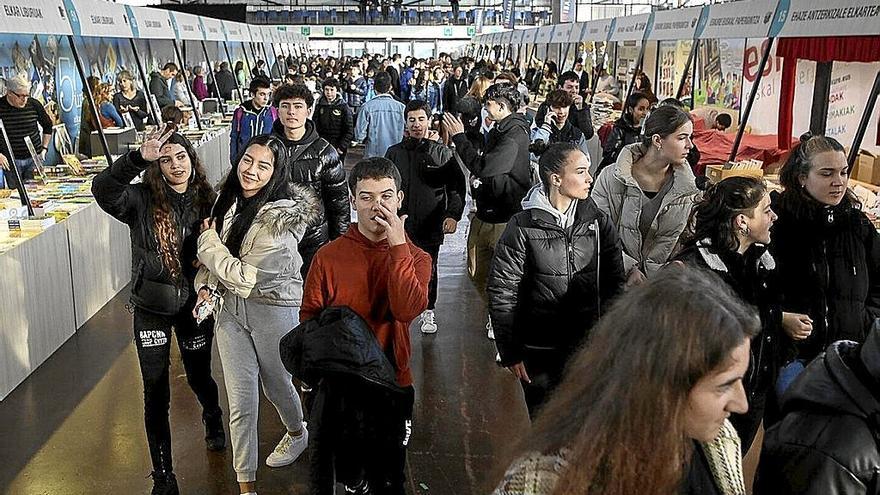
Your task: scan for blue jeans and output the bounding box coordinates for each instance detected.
[4,157,35,189]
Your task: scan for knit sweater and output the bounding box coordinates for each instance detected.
[300,225,432,386]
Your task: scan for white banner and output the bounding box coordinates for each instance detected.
[169,11,203,41]
[697,0,777,40]
[128,6,174,39]
[501,30,513,44]
[248,24,262,42]
[223,20,248,42]
[569,22,587,42]
[201,16,224,42]
[610,13,652,42]
[648,6,702,41]
[535,24,554,44]
[523,27,538,44]
[513,29,526,44]
[67,0,131,38]
[583,18,614,41]
[825,62,880,154]
[0,0,72,35]
[741,39,813,138]
[551,23,572,44]
[776,0,880,37]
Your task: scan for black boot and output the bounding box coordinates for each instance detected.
[150,471,179,495]
[203,408,226,451]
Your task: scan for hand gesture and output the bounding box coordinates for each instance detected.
[140,123,175,162]
[782,312,813,341]
[572,93,584,109]
[442,218,458,234]
[426,130,441,142]
[0,153,8,170]
[442,113,465,137]
[373,202,408,246]
[625,267,647,288]
[507,362,531,383]
[543,111,556,127]
[200,217,216,234]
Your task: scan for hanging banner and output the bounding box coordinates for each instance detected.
[568,22,587,42]
[248,24,262,43]
[825,62,880,153]
[501,0,515,29]
[648,6,703,41]
[697,0,778,40]
[500,30,512,44]
[0,0,72,35]
[513,29,525,44]
[741,38,813,136]
[475,9,484,33]
[535,24,555,44]
[775,0,880,37]
[201,16,224,42]
[583,18,614,41]
[559,0,574,23]
[523,27,539,44]
[551,23,572,44]
[223,20,246,42]
[609,13,652,42]
[66,0,132,38]
[128,7,174,40]
[169,11,203,41]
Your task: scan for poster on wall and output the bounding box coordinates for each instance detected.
[825,62,880,154]
[0,33,81,162]
[656,40,693,101]
[75,37,140,87]
[696,38,744,112]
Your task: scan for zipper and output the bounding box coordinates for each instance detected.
[565,234,573,283]
[823,240,830,347]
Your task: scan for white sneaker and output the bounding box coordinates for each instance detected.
[487,316,495,340]
[265,423,308,467]
[420,310,437,334]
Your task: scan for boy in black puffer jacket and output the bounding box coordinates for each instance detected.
[313,77,354,164]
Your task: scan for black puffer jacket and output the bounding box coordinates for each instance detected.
[755,324,880,495]
[272,119,350,273]
[488,189,626,366]
[770,191,880,361]
[675,241,785,397]
[313,95,354,154]
[92,150,212,314]
[535,101,595,140]
[598,114,642,173]
[452,112,532,224]
[385,137,466,246]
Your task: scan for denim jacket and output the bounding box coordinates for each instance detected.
[355,93,405,158]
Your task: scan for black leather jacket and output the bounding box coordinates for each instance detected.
[488,195,625,366]
[92,150,212,314]
[313,95,354,153]
[756,323,880,495]
[273,119,350,273]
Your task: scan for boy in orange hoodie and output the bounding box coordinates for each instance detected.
[301,157,431,495]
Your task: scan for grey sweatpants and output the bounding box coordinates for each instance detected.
[216,295,304,483]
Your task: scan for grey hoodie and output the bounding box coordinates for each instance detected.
[521,184,577,229]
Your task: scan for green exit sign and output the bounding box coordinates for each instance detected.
[324,26,334,36]
[301,26,310,36]
[467,26,476,36]
[443,27,453,36]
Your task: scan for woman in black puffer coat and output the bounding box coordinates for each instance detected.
[771,135,880,374]
[488,143,625,419]
[597,91,651,174]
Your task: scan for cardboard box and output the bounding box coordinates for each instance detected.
[706,164,764,184]
[853,150,880,186]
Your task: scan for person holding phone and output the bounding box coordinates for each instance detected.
[91,125,224,495]
[530,89,593,176]
[194,134,320,495]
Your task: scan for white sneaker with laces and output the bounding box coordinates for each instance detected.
[420,310,438,334]
[486,316,495,340]
[265,423,308,468]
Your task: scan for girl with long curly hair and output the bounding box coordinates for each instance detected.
[91,126,223,495]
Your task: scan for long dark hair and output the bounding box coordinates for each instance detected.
[213,134,292,257]
[499,266,759,495]
[143,133,215,283]
[779,133,856,214]
[684,176,767,252]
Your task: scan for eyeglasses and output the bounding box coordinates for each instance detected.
[8,90,28,99]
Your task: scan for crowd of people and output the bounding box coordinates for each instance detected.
[0,48,869,495]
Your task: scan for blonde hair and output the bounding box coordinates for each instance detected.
[467,76,491,99]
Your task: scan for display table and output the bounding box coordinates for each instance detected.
[0,128,232,401]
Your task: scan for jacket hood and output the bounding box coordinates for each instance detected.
[615,113,640,132]
[612,143,698,197]
[687,238,776,272]
[272,118,319,147]
[494,112,530,135]
[521,184,576,228]
[255,183,321,240]
[782,322,880,420]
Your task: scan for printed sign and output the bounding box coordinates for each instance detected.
[201,16,223,42]
[0,0,72,35]
[609,13,652,42]
[648,6,703,40]
[222,20,247,42]
[775,0,880,37]
[697,0,777,39]
[523,26,538,44]
[551,23,572,44]
[582,18,613,41]
[323,26,334,36]
[535,24,555,44]
[169,11,203,41]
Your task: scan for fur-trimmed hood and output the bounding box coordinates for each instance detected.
[255,183,321,241]
[691,238,776,272]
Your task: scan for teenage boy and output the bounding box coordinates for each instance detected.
[385,100,466,334]
[534,71,594,140]
[301,157,431,495]
[313,77,354,163]
[229,76,277,161]
[272,83,350,276]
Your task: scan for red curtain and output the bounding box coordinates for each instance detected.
[776,36,880,149]
[777,36,880,63]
